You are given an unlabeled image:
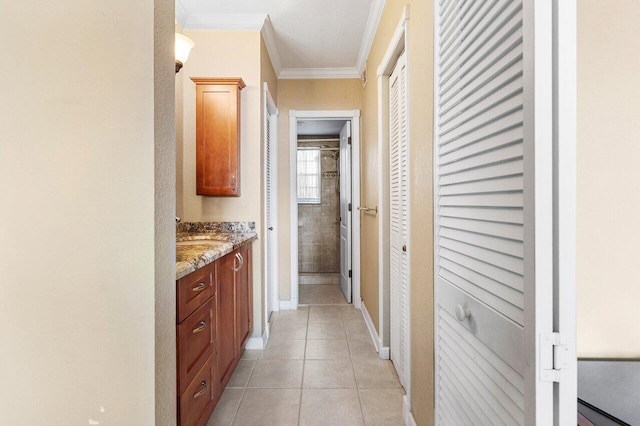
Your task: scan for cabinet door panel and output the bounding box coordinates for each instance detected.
[216,251,237,387]
[236,245,252,350]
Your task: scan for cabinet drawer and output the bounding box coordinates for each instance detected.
[177,298,215,395]
[179,355,214,426]
[177,264,214,323]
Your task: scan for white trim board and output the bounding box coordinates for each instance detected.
[279,67,361,80]
[361,301,389,359]
[245,323,269,350]
[288,110,362,313]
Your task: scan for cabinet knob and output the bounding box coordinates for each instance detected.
[455,304,471,322]
[268,226,274,231]
[402,245,407,252]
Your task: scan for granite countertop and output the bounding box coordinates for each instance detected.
[176,222,257,280]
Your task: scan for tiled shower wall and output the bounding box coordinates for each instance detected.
[298,152,340,273]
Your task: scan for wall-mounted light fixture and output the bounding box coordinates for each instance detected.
[175,33,195,73]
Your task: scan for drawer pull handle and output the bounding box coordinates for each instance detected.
[192,321,207,334]
[192,282,207,293]
[234,253,242,272]
[193,381,207,399]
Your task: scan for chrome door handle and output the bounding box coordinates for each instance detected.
[234,253,242,272]
[238,253,244,269]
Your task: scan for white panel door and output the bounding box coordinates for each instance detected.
[434,1,567,425]
[265,86,278,320]
[339,122,352,303]
[389,50,409,390]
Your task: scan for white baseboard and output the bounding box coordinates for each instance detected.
[279,297,299,310]
[403,395,416,425]
[361,301,385,358]
[245,324,270,350]
[379,346,390,360]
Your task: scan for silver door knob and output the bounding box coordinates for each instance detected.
[455,304,471,322]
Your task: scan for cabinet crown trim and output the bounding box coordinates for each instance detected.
[190,77,246,89]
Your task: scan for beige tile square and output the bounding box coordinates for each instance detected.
[227,360,255,388]
[359,388,405,426]
[309,306,345,323]
[269,321,308,340]
[348,337,380,360]
[207,388,244,426]
[341,307,364,323]
[233,388,300,426]
[299,389,364,426]
[240,349,261,360]
[307,322,346,340]
[345,321,371,341]
[303,359,356,388]
[260,339,306,360]
[353,358,401,388]
[305,340,350,360]
[247,360,303,388]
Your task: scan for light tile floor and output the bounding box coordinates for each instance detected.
[299,285,348,305]
[207,305,405,426]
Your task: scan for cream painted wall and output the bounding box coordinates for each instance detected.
[276,79,363,301]
[0,0,166,423]
[577,1,640,358]
[180,30,265,338]
[156,2,177,424]
[176,21,185,219]
[361,1,434,424]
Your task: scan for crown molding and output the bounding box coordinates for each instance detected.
[175,0,188,28]
[355,0,386,74]
[261,16,283,76]
[183,13,267,31]
[279,67,362,80]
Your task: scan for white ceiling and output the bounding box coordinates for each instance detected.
[297,120,347,136]
[176,0,385,79]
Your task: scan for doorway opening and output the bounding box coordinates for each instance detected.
[288,110,361,309]
[297,121,346,304]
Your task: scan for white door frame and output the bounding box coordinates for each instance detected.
[376,6,411,418]
[263,82,279,329]
[288,110,361,310]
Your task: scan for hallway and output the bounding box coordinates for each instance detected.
[208,305,404,425]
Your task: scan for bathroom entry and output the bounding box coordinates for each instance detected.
[296,119,351,305]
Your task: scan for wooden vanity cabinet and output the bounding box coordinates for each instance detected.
[177,243,253,426]
[216,244,253,391]
[191,77,246,197]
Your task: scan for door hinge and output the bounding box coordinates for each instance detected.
[540,332,567,382]
[348,203,352,211]
[347,136,352,145]
[348,270,352,278]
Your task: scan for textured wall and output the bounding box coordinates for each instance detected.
[577,0,640,358]
[361,0,434,424]
[0,0,159,423]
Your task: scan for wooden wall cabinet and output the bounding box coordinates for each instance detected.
[191,77,246,197]
[176,244,252,426]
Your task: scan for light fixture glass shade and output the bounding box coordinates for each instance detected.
[175,33,195,68]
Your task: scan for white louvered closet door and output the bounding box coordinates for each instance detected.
[265,83,278,320]
[435,0,563,425]
[389,50,409,390]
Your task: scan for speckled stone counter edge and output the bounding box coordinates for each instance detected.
[177,221,256,234]
[175,222,257,280]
